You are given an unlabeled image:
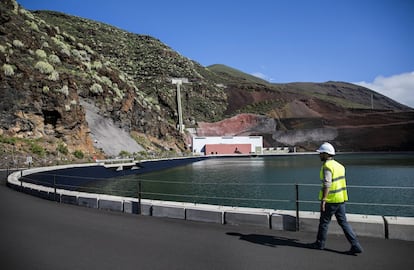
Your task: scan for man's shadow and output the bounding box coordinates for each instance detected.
[226,232,354,255]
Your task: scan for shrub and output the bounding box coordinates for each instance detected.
[90,83,103,94]
[35,61,54,74]
[48,70,59,81]
[119,150,131,158]
[2,64,14,76]
[30,142,45,156]
[11,1,18,14]
[71,49,81,59]
[35,49,47,59]
[84,45,94,54]
[12,39,24,48]
[83,62,91,70]
[62,32,76,42]
[60,47,71,57]
[48,54,61,64]
[19,8,35,20]
[0,135,17,145]
[73,150,84,159]
[0,45,6,53]
[51,36,71,56]
[57,143,68,155]
[92,61,102,70]
[26,20,39,31]
[58,85,69,96]
[42,86,49,93]
[100,76,112,87]
[76,50,89,61]
[112,85,124,99]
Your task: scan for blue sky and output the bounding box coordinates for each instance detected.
[17,0,414,107]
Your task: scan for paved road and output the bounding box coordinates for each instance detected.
[1,175,413,270]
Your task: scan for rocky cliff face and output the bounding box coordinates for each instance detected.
[1,0,413,168]
[0,0,189,166]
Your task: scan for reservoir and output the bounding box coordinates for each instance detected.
[84,153,414,217]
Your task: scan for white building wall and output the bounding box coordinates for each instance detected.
[192,136,263,155]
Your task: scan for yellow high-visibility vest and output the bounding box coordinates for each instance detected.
[319,159,348,203]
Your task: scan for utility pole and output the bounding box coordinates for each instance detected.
[371,93,374,110]
[171,78,187,133]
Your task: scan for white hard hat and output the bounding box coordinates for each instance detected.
[317,142,336,155]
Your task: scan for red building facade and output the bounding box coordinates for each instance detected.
[205,144,251,155]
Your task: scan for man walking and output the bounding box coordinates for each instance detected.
[310,142,363,254]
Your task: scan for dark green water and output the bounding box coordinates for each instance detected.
[85,153,414,217]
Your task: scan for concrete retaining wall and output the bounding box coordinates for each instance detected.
[385,216,414,241]
[7,167,414,241]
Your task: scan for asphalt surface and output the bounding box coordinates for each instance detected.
[1,173,413,270]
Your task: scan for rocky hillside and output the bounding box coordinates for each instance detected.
[0,0,413,167]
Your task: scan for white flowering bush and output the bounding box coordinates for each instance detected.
[100,76,112,87]
[19,8,35,20]
[26,20,39,31]
[51,36,71,56]
[92,61,102,70]
[90,83,103,94]
[35,49,47,59]
[60,85,69,96]
[35,61,54,74]
[12,39,24,48]
[71,49,81,59]
[48,70,59,81]
[2,64,14,76]
[48,54,61,64]
[84,45,94,54]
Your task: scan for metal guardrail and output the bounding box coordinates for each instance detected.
[8,169,413,230]
[18,173,414,216]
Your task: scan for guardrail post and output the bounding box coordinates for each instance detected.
[53,175,57,202]
[295,183,300,231]
[138,178,142,215]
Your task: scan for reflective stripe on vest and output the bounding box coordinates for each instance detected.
[319,160,348,203]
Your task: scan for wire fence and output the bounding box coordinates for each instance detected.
[18,172,414,217]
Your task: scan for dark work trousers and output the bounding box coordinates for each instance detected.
[316,202,361,248]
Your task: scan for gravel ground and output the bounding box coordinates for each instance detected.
[81,100,144,157]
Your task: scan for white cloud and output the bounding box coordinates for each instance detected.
[251,72,275,82]
[354,71,414,108]
[251,72,265,79]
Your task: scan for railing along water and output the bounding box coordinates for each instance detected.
[19,172,414,219]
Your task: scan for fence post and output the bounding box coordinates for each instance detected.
[295,183,300,231]
[53,175,57,202]
[138,179,142,215]
[20,170,23,189]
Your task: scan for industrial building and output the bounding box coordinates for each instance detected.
[192,136,263,156]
